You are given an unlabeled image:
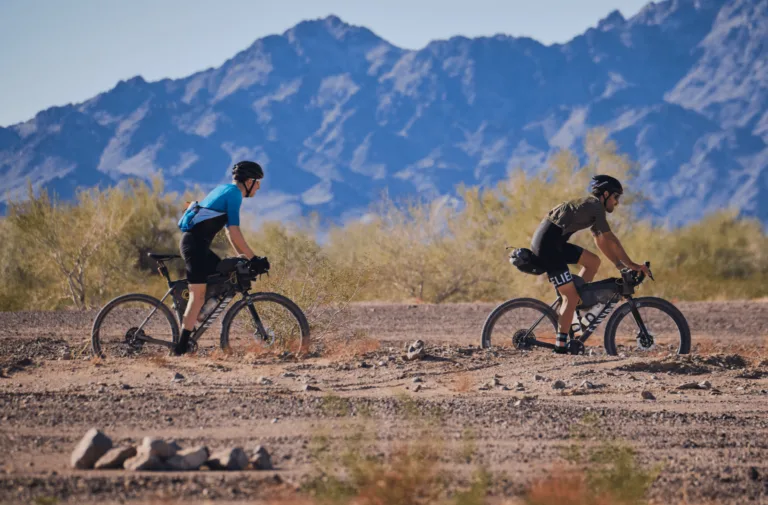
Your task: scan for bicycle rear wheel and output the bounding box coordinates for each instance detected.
[603,297,691,356]
[220,292,310,357]
[481,298,559,349]
[91,293,179,359]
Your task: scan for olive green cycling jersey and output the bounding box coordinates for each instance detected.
[546,195,611,237]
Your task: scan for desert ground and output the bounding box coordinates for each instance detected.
[1,301,767,504]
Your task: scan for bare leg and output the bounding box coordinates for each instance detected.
[577,250,601,282]
[182,284,207,331]
[555,281,579,350]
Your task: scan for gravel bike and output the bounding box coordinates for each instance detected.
[481,261,691,356]
[91,253,310,358]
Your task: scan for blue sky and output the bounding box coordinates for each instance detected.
[0,0,649,127]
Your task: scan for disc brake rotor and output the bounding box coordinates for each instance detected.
[256,327,276,346]
[636,331,655,351]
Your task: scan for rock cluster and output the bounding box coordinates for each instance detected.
[71,429,273,472]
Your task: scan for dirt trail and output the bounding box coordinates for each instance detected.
[1,302,768,504]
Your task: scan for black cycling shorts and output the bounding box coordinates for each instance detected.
[179,232,221,284]
[531,219,584,287]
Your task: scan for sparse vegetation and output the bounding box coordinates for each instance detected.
[2,131,766,313]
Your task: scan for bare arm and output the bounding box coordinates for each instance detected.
[225,226,256,259]
[594,232,649,274]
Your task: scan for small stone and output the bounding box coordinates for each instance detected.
[641,391,656,401]
[227,388,234,393]
[405,340,426,361]
[534,374,547,382]
[251,446,273,470]
[678,382,707,390]
[358,361,371,369]
[94,446,137,469]
[478,385,490,391]
[281,372,298,378]
[552,380,566,390]
[124,451,165,471]
[271,418,279,424]
[140,437,178,460]
[71,428,113,469]
[414,384,422,392]
[303,384,321,392]
[698,380,711,390]
[412,377,424,383]
[120,384,132,390]
[166,446,209,471]
[579,380,595,389]
[257,376,273,386]
[171,372,185,382]
[748,467,759,481]
[207,447,248,471]
[490,377,501,386]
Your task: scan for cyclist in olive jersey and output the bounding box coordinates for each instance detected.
[531,175,651,354]
[174,161,270,355]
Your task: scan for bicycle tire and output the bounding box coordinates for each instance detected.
[603,296,691,356]
[220,292,310,356]
[91,293,180,358]
[481,297,559,349]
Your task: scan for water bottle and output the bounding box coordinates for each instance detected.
[580,303,605,328]
[197,296,220,323]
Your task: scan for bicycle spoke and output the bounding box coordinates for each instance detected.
[92,296,177,359]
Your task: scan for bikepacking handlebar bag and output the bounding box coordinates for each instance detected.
[178,201,201,232]
[509,247,546,276]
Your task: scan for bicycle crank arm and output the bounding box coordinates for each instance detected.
[136,335,175,349]
[529,340,555,350]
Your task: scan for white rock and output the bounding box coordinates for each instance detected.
[94,446,136,469]
[165,446,209,471]
[250,445,273,470]
[207,447,248,471]
[71,428,113,469]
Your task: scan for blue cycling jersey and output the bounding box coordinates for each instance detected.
[178,184,243,243]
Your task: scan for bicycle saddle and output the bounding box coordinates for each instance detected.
[147,252,181,261]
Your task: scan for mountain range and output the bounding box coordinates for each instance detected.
[1,0,766,225]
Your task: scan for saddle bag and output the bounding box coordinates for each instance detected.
[508,247,546,276]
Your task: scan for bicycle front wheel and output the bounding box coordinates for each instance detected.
[481,298,559,349]
[220,292,310,356]
[603,297,691,356]
[91,293,180,359]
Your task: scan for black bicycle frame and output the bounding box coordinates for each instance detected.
[521,292,627,349]
[129,260,253,349]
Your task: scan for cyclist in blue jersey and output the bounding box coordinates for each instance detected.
[174,161,270,355]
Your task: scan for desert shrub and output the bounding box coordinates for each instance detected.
[2,129,765,310]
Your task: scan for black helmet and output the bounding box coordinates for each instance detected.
[590,175,623,196]
[232,161,264,182]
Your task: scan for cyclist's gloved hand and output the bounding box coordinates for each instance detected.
[249,255,270,275]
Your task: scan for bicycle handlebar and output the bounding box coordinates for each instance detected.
[621,261,653,287]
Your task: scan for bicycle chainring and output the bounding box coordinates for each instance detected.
[512,329,534,350]
[566,339,585,355]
